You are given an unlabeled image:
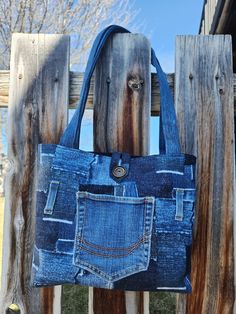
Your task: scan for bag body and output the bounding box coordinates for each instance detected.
[31,25,196,292]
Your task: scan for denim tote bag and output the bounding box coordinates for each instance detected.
[31,25,196,292]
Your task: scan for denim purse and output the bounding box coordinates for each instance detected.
[31,25,196,292]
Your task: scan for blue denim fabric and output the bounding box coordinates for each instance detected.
[32,144,196,292]
[74,192,154,282]
[31,25,196,292]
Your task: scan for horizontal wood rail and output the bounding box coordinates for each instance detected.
[0,71,235,114]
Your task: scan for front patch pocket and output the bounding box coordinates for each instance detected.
[74,191,155,282]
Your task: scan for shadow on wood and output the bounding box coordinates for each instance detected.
[0,33,69,314]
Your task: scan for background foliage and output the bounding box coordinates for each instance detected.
[62,286,176,314]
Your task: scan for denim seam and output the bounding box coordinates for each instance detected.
[77,234,150,252]
[75,258,148,282]
[78,198,86,238]
[144,198,154,262]
[75,243,150,280]
[76,191,154,204]
[73,195,87,266]
[39,248,73,256]
[156,230,191,235]
[143,198,151,267]
[73,202,80,266]
[76,241,146,258]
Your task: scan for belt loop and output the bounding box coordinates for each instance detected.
[44,181,60,215]
[175,188,184,221]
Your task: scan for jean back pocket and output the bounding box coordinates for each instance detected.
[73,191,155,282]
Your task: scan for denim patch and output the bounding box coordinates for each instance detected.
[156,197,194,236]
[74,191,155,282]
[79,184,115,195]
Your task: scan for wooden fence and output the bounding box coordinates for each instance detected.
[199,0,234,35]
[0,32,235,314]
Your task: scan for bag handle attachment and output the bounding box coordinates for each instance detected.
[59,25,181,155]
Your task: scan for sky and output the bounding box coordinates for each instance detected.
[133,0,204,72]
[1,1,204,155]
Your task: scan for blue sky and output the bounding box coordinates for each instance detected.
[133,0,204,72]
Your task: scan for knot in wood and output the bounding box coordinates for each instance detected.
[3,158,12,172]
[128,78,144,91]
[219,88,224,95]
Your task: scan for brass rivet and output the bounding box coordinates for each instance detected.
[112,166,126,178]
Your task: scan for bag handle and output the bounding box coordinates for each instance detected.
[59,25,181,155]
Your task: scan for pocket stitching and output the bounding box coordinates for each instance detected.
[76,258,148,282]
[76,240,145,258]
[76,234,150,257]
[74,193,154,280]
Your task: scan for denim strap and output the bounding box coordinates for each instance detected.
[59,25,181,155]
[151,49,181,154]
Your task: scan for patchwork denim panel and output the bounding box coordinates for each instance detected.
[113,186,195,292]
[156,189,195,235]
[32,144,196,291]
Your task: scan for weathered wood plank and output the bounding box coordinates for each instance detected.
[0,72,9,107]
[0,33,70,313]
[1,70,236,115]
[0,71,170,115]
[175,35,235,314]
[92,33,150,313]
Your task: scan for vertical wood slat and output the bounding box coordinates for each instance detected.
[175,35,235,314]
[0,33,70,313]
[92,33,151,314]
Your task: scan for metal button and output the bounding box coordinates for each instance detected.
[112,166,126,178]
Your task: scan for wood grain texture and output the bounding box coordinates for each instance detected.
[175,35,235,314]
[201,0,233,34]
[1,70,236,115]
[0,33,69,314]
[93,33,151,314]
[0,71,9,107]
[0,70,172,115]
[208,0,217,33]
